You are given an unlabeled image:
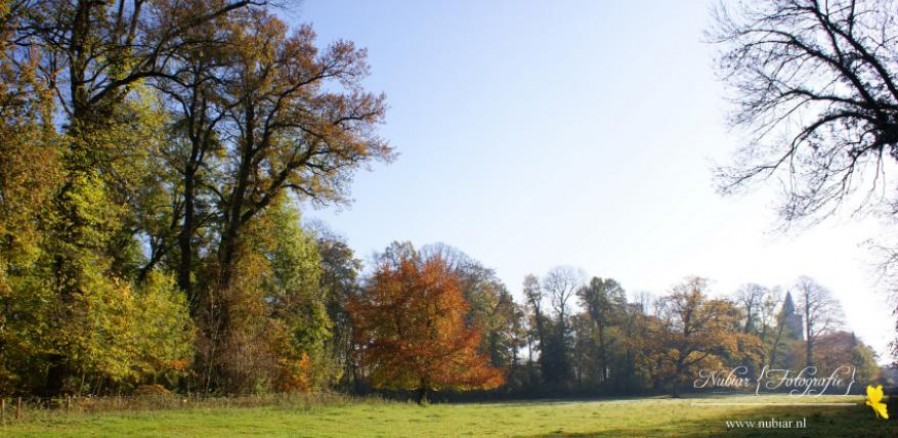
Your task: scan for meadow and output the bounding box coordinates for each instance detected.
[0,394,894,437]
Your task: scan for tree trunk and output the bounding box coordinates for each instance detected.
[44,354,68,396]
[671,360,684,398]
[597,321,607,384]
[805,299,813,368]
[416,386,429,405]
[769,321,785,368]
[806,337,813,369]
[178,167,195,309]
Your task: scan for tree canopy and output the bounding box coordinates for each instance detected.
[348,247,505,403]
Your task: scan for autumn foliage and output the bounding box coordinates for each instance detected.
[349,253,505,402]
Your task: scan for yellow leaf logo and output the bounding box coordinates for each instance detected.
[865,384,889,420]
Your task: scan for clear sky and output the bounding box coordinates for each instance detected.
[291,0,894,360]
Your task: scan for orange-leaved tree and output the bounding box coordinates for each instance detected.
[348,250,505,403]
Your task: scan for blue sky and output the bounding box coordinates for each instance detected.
[292,0,893,360]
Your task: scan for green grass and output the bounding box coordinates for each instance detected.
[1,394,894,437]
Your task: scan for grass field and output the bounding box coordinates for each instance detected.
[1,394,894,437]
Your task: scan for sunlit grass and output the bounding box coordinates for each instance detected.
[1,394,894,437]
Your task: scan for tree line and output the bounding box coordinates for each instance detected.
[337,241,882,400]
[510,268,879,397]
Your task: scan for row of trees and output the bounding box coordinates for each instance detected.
[342,242,880,400]
[510,269,879,396]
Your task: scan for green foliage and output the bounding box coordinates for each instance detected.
[315,230,363,388]
[1,260,193,393]
[852,342,881,386]
[262,203,332,391]
[575,277,628,388]
[131,272,195,384]
[0,29,62,391]
[200,201,332,393]
[49,268,193,391]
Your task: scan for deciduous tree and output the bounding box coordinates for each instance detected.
[652,277,760,397]
[539,267,584,387]
[577,277,627,385]
[418,243,522,372]
[709,0,898,361]
[710,0,898,221]
[814,330,880,384]
[794,276,845,368]
[348,250,504,404]
[312,225,362,390]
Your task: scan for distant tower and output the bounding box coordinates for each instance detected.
[780,291,805,340]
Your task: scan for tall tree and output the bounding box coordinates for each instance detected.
[348,250,505,404]
[419,243,521,372]
[653,277,757,397]
[150,1,240,303]
[536,267,585,387]
[522,274,545,349]
[619,297,656,391]
[543,267,584,332]
[161,10,391,390]
[215,12,391,289]
[735,284,767,334]
[577,277,626,385]
[710,0,898,221]
[521,274,545,387]
[794,276,845,368]
[313,226,362,390]
[761,288,790,367]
